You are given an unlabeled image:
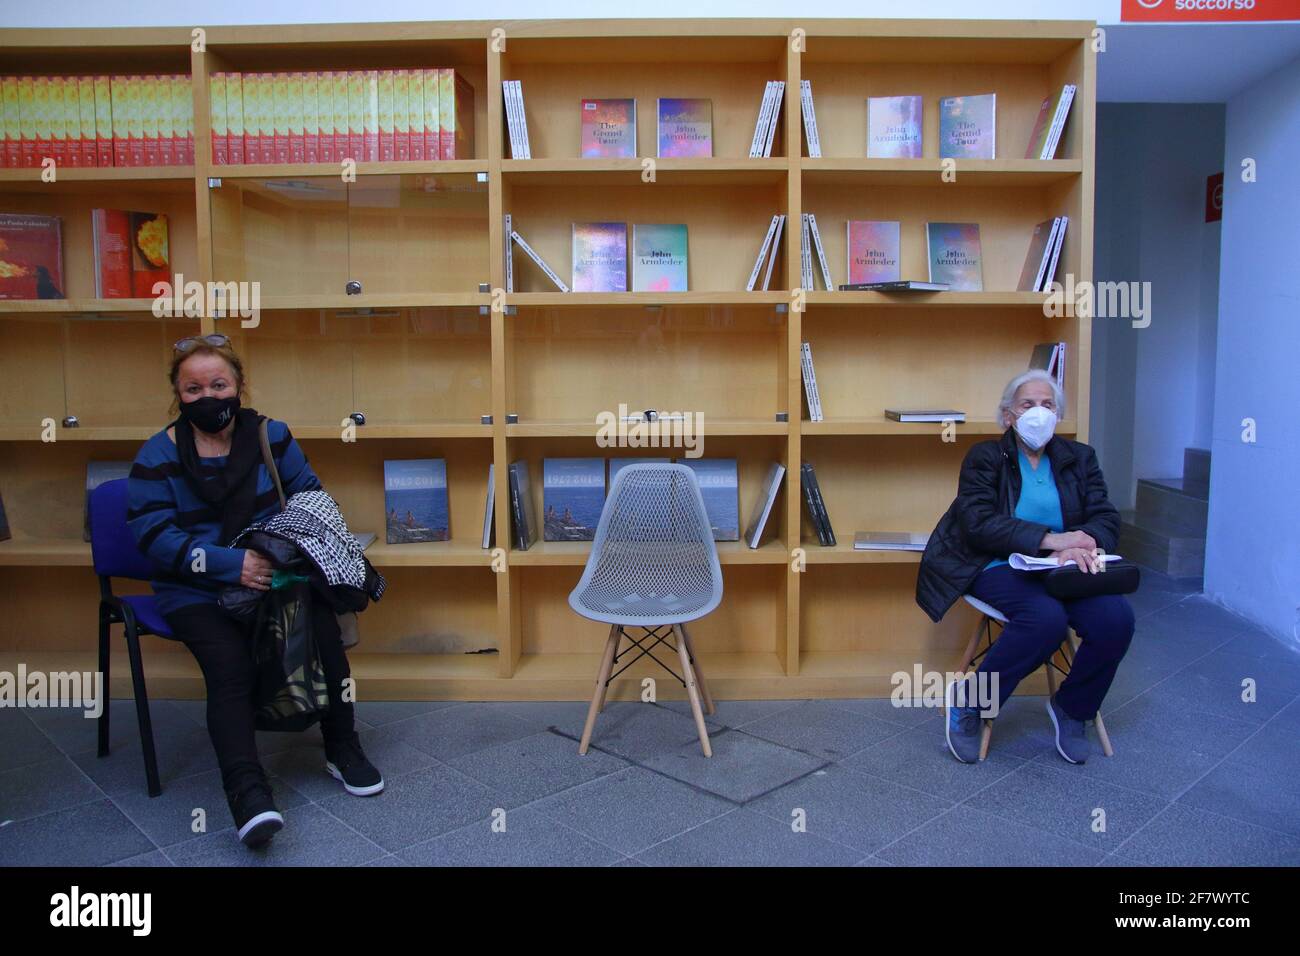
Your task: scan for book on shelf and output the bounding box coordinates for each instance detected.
[657,98,712,158]
[1025,84,1076,160]
[581,98,636,158]
[1,73,193,169]
[853,531,929,551]
[846,220,901,285]
[543,458,606,542]
[503,213,514,293]
[800,80,822,158]
[747,214,780,292]
[0,486,10,543]
[680,458,739,541]
[867,95,923,158]
[1029,341,1067,391]
[1016,217,1062,293]
[800,462,835,547]
[1043,215,1068,290]
[572,221,627,292]
[762,213,786,291]
[508,460,537,551]
[926,222,983,292]
[0,213,64,300]
[800,213,814,290]
[884,409,967,423]
[481,463,495,549]
[761,81,783,158]
[631,223,688,292]
[807,213,834,291]
[83,461,132,541]
[800,341,825,422]
[383,459,450,544]
[838,280,949,292]
[352,532,376,551]
[92,209,169,298]
[744,462,786,549]
[502,80,531,159]
[749,81,784,158]
[510,226,569,292]
[939,93,996,160]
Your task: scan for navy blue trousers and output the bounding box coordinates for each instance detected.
[968,563,1135,720]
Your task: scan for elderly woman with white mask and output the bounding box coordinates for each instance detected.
[915,369,1134,765]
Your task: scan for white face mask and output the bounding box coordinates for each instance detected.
[1013,405,1057,450]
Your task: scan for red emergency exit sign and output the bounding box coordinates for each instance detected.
[1122,0,1300,21]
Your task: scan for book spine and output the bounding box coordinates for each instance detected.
[1033,217,1061,292]
[347,70,364,162]
[209,72,227,164]
[800,213,813,289]
[32,76,52,166]
[407,69,423,162]
[3,77,20,167]
[317,71,334,164]
[260,72,277,164]
[126,75,144,166]
[508,466,527,550]
[809,213,833,291]
[272,72,289,164]
[515,81,531,159]
[422,69,438,164]
[762,214,785,291]
[482,463,495,549]
[48,76,67,167]
[801,80,822,158]
[807,466,835,546]
[159,75,176,166]
[287,72,305,164]
[502,80,519,159]
[504,213,513,293]
[800,465,829,547]
[377,69,394,162]
[1045,216,1068,289]
[453,71,474,160]
[746,214,779,292]
[800,343,816,422]
[438,68,453,160]
[62,76,82,167]
[393,69,410,162]
[805,341,825,421]
[763,81,783,158]
[749,81,774,159]
[510,229,569,292]
[142,75,161,166]
[1044,84,1076,160]
[302,71,319,164]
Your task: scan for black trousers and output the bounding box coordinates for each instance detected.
[165,597,355,796]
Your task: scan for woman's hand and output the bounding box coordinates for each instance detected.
[240,550,275,590]
[1042,530,1097,553]
[1052,547,1103,573]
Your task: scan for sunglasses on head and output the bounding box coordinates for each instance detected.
[173,333,232,353]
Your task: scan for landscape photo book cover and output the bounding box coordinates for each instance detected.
[384,458,450,544]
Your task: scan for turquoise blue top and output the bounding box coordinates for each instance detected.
[984,448,1064,570]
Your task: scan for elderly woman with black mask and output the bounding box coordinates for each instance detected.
[127,334,383,848]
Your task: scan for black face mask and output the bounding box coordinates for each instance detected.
[178,394,241,434]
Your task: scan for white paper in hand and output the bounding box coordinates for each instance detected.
[1008,552,1122,572]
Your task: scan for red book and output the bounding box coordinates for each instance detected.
[91,208,133,297]
[0,213,65,300]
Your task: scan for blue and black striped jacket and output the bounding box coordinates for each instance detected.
[126,418,321,616]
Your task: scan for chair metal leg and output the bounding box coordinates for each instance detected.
[673,625,712,757]
[97,607,111,758]
[596,625,620,713]
[579,625,621,755]
[123,619,162,797]
[678,624,714,715]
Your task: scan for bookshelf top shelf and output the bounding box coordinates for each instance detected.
[800,158,1081,186]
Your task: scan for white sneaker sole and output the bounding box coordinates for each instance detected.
[1045,696,1083,764]
[237,809,283,846]
[326,761,385,796]
[945,677,975,764]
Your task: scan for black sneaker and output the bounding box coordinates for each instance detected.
[228,779,283,848]
[325,731,384,796]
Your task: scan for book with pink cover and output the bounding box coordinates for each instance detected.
[656,98,712,158]
[580,98,636,158]
[939,93,996,160]
[572,222,627,292]
[926,222,983,291]
[846,220,901,285]
[866,95,923,158]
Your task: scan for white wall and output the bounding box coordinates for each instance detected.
[1204,53,1300,646]
[1089,102,1224,509]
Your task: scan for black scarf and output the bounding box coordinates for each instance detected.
[173,407,266,544]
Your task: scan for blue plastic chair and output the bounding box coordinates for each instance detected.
[89,477,172,797]
[569,463,723,757]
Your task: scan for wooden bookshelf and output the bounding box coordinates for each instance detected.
[0,18,1094,701]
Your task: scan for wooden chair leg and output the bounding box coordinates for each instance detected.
[596,625,620,713]
[978,720,993,761]
[957,615,984,676]
[679,624,715,715]
[579,625,621,755]
[673,624,712,757]
[1045,646,1061,697]
[1093,711,1115,757]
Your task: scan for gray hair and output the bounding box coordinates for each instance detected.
[998,369,1065,427]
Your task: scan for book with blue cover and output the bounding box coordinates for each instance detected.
[631,223,688,292]
[384,458,449,544]
[679,458,739,541]
[543,457,606,541]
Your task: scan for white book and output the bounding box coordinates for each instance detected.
[1044,215,1068,290]
[746,214,780,291]
[1031,217,1062,292]
[1055,340,1066,391]
[800,80,822,158]
[504,213,514,293]
[801,341,824,421]
[1043,84,1075,160]
[744,462,786,549]
[762,214,786,291]
[800,213,814,289]
[750,81,775,159]
[518,82,533,159]
[507,81,531,159]
[853,531,929,551]
[808,213,833,291]
[481,463,495,548]
[502,80,520,158]
[510,229,569,292]
[763,81,784,158]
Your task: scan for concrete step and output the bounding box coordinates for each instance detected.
[1135,477,1209,533]
[1119,508,1206,578]
[1183,446,1211,494]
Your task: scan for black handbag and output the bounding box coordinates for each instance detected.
[1043,559,1141,600]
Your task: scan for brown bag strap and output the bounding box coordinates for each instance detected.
[258,417,286,511]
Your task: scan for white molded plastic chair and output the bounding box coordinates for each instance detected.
[959,594,1115,760]
[569,463,723,757]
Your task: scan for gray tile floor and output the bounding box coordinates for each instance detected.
[2,568,1298,866]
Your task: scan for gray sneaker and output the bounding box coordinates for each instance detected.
[945,677,983,764]
[1046,695,1090,764]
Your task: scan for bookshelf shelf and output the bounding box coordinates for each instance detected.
[0,18,1095,700]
